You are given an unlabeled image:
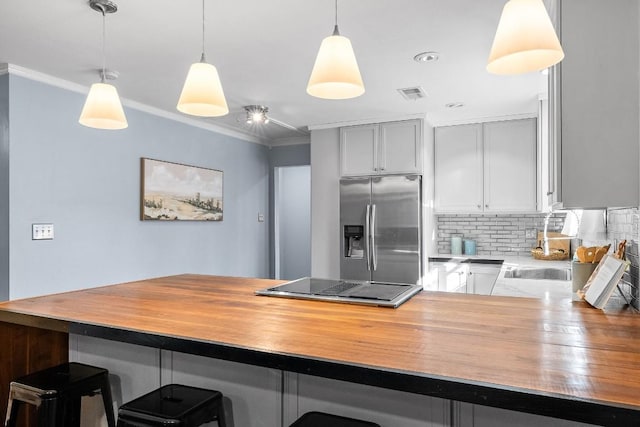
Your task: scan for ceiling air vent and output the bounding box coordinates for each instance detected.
[397,86,427,101]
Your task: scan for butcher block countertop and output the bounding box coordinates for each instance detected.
[1,274,639,425]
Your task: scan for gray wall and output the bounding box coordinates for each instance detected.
[269,144,310,167]
[0,74,8,301]
[8,75,270,299]
[268,144,310,278]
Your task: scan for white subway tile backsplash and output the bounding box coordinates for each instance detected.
[607,208,638,309]
[437,209,638,309]
[436,213,566,257]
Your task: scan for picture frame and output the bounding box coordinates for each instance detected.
[140,158,223,221]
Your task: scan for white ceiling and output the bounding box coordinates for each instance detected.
[0,0,547,145]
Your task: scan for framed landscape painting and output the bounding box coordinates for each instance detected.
[141,158,223,221]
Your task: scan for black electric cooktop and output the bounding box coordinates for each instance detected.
[255,277,422,308]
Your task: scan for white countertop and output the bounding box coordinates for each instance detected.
[431,254,573,300]
[431,253,571,268]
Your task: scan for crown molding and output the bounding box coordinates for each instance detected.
[308,113,427,130]
[2,63,264,145]
[270,136,311,147]
[431,112,538,127]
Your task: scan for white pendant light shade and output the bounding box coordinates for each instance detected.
[79,82,128,130]
[487,0,564,75]
[177,62,229,117]
[307,33,365,100]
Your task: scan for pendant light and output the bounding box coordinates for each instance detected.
[79,0,128,130]
[487,0,564,75]
[177,0,229,117]
[307,0,365,100]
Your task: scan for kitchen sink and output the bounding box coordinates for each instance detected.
[503,267,572,281]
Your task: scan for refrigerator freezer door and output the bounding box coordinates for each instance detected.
[371,175,422,284]
[340,178,372,281]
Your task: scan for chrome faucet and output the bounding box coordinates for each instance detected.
[542,209,580,255]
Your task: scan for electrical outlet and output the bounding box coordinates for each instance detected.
[257,213,265,222]
[525,228,536,239]
[32,223,54,240]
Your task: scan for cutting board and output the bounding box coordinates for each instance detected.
[537,232,570,255]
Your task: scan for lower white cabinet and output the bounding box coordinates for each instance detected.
[467,265,501,295]
[428,261,469,293]
[428,261,501,295]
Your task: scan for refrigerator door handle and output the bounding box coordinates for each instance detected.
[365,204,371,271]
[371,204,377,271]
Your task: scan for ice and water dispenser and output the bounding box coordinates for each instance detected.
[343,225,364,259]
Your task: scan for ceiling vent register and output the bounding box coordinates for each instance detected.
[397,87,427,101]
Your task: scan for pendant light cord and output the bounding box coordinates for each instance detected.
[200,0,206,63]
[332,0,340,36]
[101,7,106,82]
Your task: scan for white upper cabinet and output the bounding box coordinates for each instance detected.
[340,119,422,176]
[555,0,639,208]
[435,119,537,213]
[434,123,484,212]
[483,119,537,212]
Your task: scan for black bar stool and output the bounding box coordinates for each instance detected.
[290,411,381,427]
[117,384,227,427]
[4,361,116,427]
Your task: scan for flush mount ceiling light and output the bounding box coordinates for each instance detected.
[487,0,564,75]
[306,0,365,100]
[413,51,439,63]
[78,0,128,130]
[176,0,229,117]
[244,105,270,125]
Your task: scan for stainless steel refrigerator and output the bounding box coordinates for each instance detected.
[340,175,422,284]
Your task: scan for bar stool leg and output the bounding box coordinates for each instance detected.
[4,397,20,427]
[37,398,57,427]
[100,380,117,427]
[64,396,82,427]
[216,400,227,427]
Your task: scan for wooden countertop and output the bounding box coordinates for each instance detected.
[1,274,639,425]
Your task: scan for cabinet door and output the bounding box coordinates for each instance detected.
[340,125,378,176]
[434,124,483,212]
[379,120,422,174]
[432,262,468,293]
[467,266,501,295]
[559,0,639,208]
[483,119,537,212]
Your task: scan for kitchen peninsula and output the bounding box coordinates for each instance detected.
[0,274,639,426]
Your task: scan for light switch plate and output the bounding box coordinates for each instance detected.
[525,228,536,239]
[258,213,265,222]
[32,223,54,240]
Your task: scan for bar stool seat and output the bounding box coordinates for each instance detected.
[117,384,227,427]
[290,411,381,427]
[4,361,116,427]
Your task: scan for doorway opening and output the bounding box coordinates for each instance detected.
[274,165,311,280]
